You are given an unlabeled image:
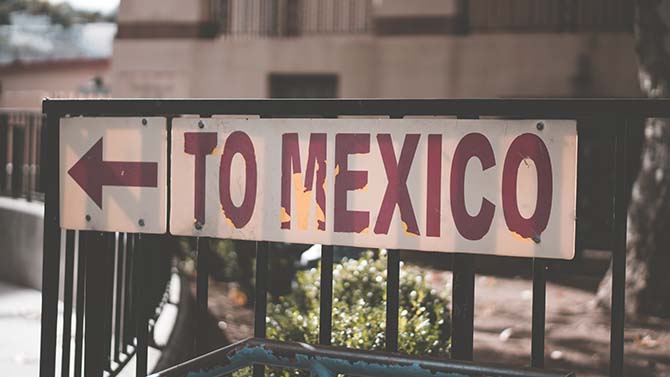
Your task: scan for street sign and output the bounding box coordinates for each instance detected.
[170,118,577,259]
[60,117,167,233]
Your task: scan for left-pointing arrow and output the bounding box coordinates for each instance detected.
[67,137,158,209]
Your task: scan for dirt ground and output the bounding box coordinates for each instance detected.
[202,273,670,377]
[465,274,670,377]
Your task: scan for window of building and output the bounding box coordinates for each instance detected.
[269,74,338,98]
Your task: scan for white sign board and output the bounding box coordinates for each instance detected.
[60,117,168,233]
[170,118,577,259]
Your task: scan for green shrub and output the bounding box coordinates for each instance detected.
[265,249,451,374]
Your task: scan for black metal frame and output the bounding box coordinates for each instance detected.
[40,98,666,377]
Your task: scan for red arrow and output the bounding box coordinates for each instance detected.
[67,137,158,209]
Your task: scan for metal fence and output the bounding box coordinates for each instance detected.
[209,0,370,37]
[0,107,173,376]
[0,109,43,200]
[39,98,665,377]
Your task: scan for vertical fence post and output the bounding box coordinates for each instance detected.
[30,114,39,200]
[103,234,116,371]
[83,231,108,377]
[74,231,87,377]
[319,245,334,346]
[253,241,269,377]
[451,113,478,362]
[385,249,400,353]
[531,258,547,368]
[610,120,629,377]
[61,230,76,377]
[114,233,126,362]
[124,234,135,351]
[39,108,61,377]
[4,118,13,195]
[22,113,30,198]
[451,254,475,361]
[195,237,210,355]
[136,234,149,376]
[385,113,403,354]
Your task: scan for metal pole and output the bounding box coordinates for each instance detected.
[319,245,334,346]
[531,258,547,367]
[38,109,61,377]
[610,119,629,377]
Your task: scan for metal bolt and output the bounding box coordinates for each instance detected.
[138,219,145,227]
[532,234,541,244]
[141,118,148,126]
[194,221,203,230]
[198,120,205,129]
[536,121,545,131]
[85,214,91,222]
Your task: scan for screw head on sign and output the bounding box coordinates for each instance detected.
[138,219,145,227]
[195,221,203,230]
[536,121,545,131]
[141,118,148,126]
[198,120,205,129]
[85,214,91,222]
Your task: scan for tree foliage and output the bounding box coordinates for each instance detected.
[261,250,451,376]
[0,0,114,27]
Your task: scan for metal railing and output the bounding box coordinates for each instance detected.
[56,231,174,377]
[0,108,174,376]
[39,98,663,377]
[0,109,43,201]
[151,337,574,377]
[209,0,370,37]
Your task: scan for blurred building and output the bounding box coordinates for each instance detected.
[112,0,640,98]
[0,13,115,109]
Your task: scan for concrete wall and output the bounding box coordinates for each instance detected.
[372,0,460,17]
[111,32,641,99]
[0,197,44,291]
[117,0,206,22]
[0,60,110,109]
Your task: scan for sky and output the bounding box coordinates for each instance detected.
[48,0,120,14]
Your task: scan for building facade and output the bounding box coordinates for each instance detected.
[111,0,641,99]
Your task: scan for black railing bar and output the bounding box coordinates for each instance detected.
[319,245,334,346]
[114,233,126,362]
[253,241,269,377]
[5,119,14,195]
[385,106,403,353]
[29,115,39,200]
[195,237,210,355]
[103,233,116,371]
[60,230,76,377]
[123,234,135,350]
[22,113,30,199]
[451,112,478,361]
[451,253,475,361]
[38,108,61,377]
[35,118,43,194]
[151,337,575,377]
[135,234,149,376]
[531,258,547,368]
[74,231,86,377]
[43,98,670,118]
[83,231,108,376]
[386,249,400,353]
[610,118,629,377]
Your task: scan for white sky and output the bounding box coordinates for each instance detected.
[48,0,120,14]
